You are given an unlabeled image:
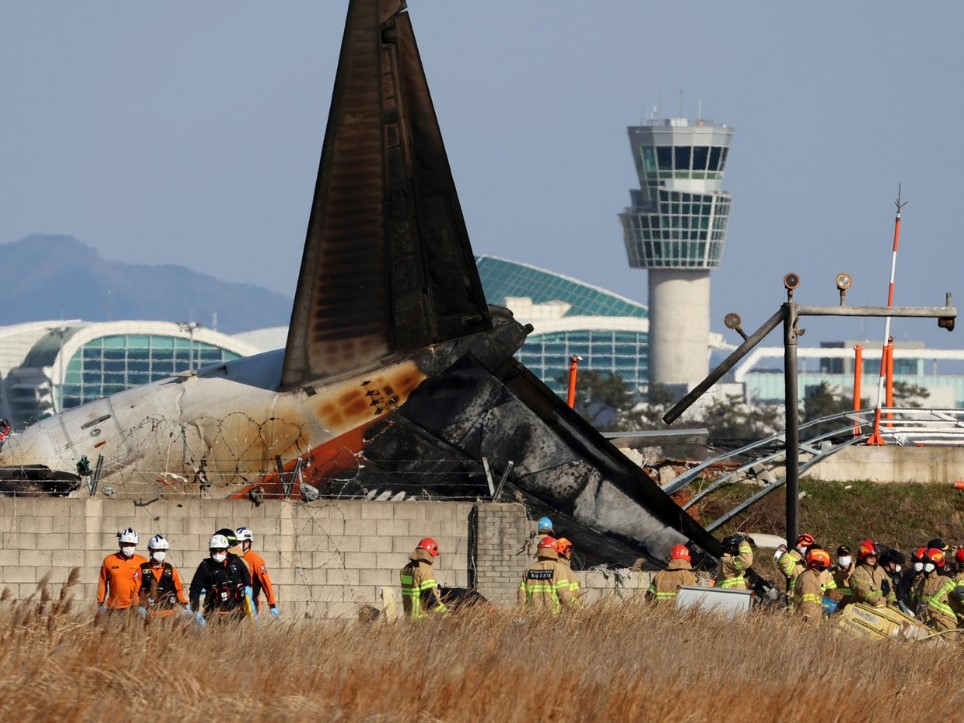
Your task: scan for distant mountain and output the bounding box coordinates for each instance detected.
[0,235,293,334]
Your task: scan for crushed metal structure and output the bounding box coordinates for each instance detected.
[0,0,719,565]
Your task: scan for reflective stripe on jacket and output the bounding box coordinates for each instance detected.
[914,573,957,630]
[400,550,447,620]
[519,550,573,614]
[647,559,696,602]
[718,541,752,589]
[851,563,893,608]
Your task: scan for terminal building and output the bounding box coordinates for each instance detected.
[0,321,258,429]
[619,115,735,396]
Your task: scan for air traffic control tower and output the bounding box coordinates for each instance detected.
[619,117,734,395]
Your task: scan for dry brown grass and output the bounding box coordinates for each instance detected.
[0,572,961,722]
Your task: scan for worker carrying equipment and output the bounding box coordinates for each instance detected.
[519,536,574,613]
[400,537,448,620]
[717,534,753,590]
[647,544,696,603]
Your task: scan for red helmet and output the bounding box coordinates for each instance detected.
[555,538,573,556]
[795,533,815,548]
[857,539,878,561]
[416,537,440,557]
[955,548,964,566]
[806,548,831,570]
[538,535,557,551]
[670,544,691,563]
[924,548,946,569]
[912,546,928,562]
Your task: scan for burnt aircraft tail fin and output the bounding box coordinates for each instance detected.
[282,0,491,390]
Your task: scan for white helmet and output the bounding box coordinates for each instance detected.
[236,527,254,543]
[148,534,170,551]
[208,533,230,550]
[117,527,139,544]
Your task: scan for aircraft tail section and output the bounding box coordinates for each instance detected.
[282,0,490,390]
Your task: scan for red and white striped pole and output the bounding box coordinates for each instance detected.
[867,188,906,445]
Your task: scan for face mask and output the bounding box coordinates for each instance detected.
[120,546,135,558]
[151,551,167,563]
[212,552,227,563]
[837,556,852,568]
[914,562,924,573]
[795,546,806,556]
[894,565,901,574]
[923,563,935,574]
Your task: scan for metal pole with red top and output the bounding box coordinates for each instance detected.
[868,188,906,446]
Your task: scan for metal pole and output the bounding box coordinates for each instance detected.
[783,302,800,546]
[663,308,786,424]
[853,344,863,437]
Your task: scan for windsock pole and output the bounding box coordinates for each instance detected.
[867,187,906,445]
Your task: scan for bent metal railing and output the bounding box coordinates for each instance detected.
[663,407,964,533]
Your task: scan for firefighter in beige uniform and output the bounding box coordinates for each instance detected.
[717,534,753,590]
[647,544,697,603]
[519,536,574,613]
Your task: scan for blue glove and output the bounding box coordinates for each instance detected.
[96,605,107,616]
[821,596,838,614]
[182,604,193,618]
[194,611,206,627]
[137,606,147,619]
[269,606,281,620]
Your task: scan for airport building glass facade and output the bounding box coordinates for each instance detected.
[477,256,649,396]
[59,334,241,409]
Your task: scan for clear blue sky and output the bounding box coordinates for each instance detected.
[2,1,962,348]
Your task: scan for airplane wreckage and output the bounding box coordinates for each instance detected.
[0,0,720,566]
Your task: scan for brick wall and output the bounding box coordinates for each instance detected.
[0,497,634,617]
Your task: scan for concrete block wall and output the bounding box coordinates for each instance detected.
[0,498,476,619]
[471,503,530,604]
[0,497,632,616]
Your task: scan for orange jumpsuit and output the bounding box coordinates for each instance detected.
[241,549,277,611]
[98,551,149,610]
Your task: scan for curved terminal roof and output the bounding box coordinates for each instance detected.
[476,255,648,320]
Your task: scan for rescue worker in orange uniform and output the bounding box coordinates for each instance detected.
[717,534,753,590]
[519,536,574,613]
[647,544,697,604]
[849,539,895,609]
[189,533,254,625]
[236,527,280,619]
[792,548,836,624]
[137,534,189,619]
[400,537,448,620]
[912,548,958,632]
[827,544,854,607]
[97,527,148,615]
[775,533,815,599]
[554,537,581,601]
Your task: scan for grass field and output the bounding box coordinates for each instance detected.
[1,572,961,722]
